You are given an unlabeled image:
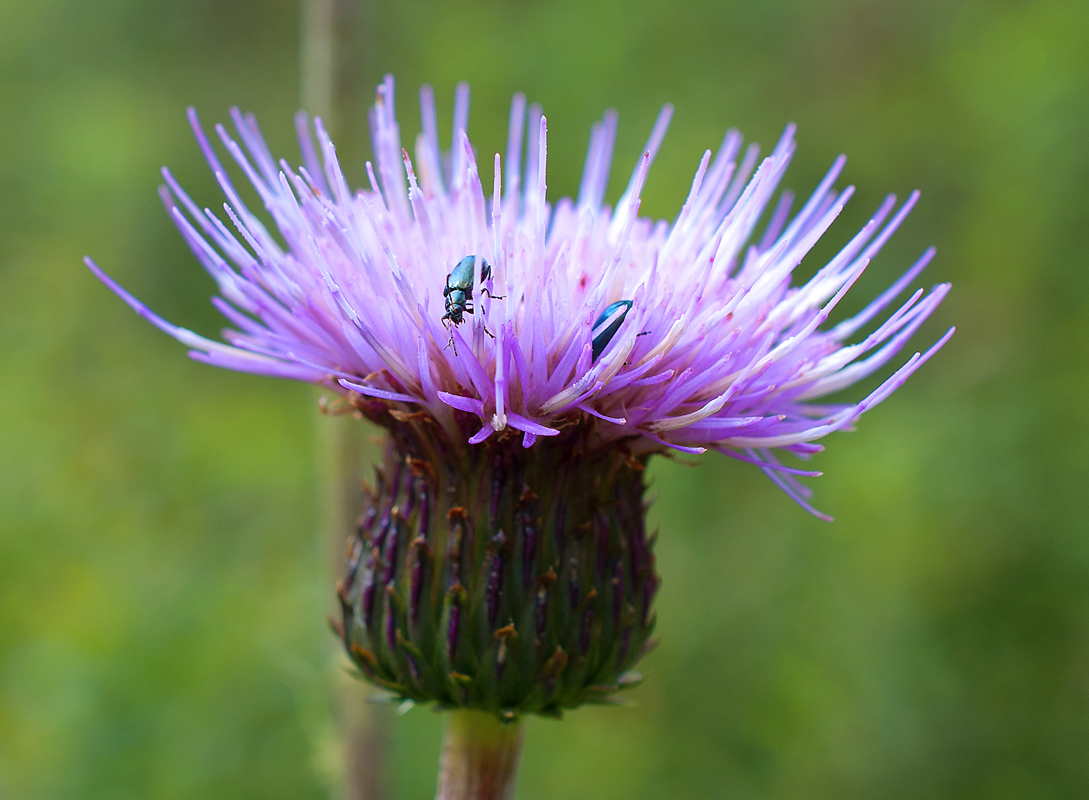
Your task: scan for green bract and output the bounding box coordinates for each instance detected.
[334,401,657,718]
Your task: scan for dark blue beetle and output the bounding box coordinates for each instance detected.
[591,300,634,361]
[441,255,502,351]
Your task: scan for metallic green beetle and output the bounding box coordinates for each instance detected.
[591,300,634,361]
[441,255,503,352]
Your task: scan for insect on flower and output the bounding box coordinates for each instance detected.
[590,300,634,362]
[441,254,503,353]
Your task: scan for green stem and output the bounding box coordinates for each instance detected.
[302,3,387,796]
[300,0,334,121]
[436,711,525,800]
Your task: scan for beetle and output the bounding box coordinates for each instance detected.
[591,299,634,361]
[441,255,503,352]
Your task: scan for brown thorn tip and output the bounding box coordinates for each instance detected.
[349,643,379,669]
[541,647,569,679]
[407,456,436,479]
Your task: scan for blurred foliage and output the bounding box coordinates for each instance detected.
[1,0,1087,798]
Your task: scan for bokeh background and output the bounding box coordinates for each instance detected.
[2,0,1087,797]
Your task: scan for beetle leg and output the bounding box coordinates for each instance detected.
[441,317,458,355]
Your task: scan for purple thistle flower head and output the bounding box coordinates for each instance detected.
[86,75,952,517]
[86,75,955,714]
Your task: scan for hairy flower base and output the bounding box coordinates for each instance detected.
[334,396,657,717]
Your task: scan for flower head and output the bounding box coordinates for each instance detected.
[86,76,954,715]
[86,76,951,515]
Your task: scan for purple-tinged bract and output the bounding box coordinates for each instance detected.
[86,76,952,515]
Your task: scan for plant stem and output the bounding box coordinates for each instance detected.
[300,0,373,143]
[302,3,386,797]
[436,711,525,800]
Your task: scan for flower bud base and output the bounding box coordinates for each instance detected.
[335,410,658,718]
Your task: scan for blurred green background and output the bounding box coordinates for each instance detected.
[2,0,1087,797]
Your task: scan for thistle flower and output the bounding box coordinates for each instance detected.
[85,76,951,724]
